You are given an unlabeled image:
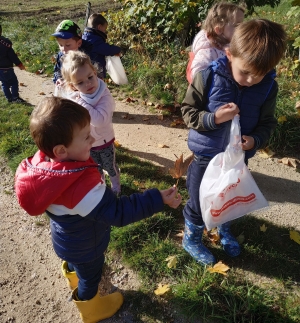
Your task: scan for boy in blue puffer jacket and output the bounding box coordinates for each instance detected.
[181,19,287,266]
[83,14,121,79]
[15,97,181,323]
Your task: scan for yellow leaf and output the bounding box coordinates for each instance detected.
[278,115,287,123]
[114,141,122,148]
[236,233,245,244]
[260,224,267,232]
[207,261,230,276]
[165,255,177,268]
[158,144,169,148]
[154,283,170,295]
[290,230,300,244]
[258,148,275,158]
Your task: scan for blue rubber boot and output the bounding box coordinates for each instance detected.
[182,219,216,266]
[218,222,240,257]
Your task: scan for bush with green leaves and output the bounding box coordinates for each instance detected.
[121,0,281,46]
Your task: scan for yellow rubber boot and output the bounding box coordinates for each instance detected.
[72,287,124,323]
[61,261,79,290]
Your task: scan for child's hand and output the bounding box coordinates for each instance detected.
[56,79,63,86]
[215,103,239,124]
[160,186,182,209]
[241,135,255,150]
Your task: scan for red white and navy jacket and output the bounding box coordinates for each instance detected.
[15,151,164,263]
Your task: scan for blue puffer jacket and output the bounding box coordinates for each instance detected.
[182,57,278,160]
[15,150,164,264]
[82,28,121,78]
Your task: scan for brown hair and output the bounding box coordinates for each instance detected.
[87,13,108,29]
[61,50,98,86]
[203,1,245,49]
[30,97,90,158]
[229,18,287,76]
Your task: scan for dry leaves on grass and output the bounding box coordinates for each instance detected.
[154,283,171,296]
[207,261,230,276]
[165,255,178,269]
[169,153,194,179]
[278,157,300,169]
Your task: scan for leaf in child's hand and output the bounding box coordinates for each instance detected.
[207,261,230,276]
[154,283,170,295]
[290,230,300,244]
[169,153,194,179]
[165,255,177,269]
[260,224,267,232]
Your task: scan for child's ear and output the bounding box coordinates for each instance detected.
[225,47,232,61]
[52,144,68,161]
[214,25,222,35]
[77,39,82,48]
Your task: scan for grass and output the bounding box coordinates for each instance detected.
[0,1,300,322]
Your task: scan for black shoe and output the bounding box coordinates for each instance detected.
[7,98,12,103]
[12,97,26,103]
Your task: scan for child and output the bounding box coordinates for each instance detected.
[61,50,121,194]
[15,96,181,323]
[0,24,26,103]
[186,2,244,83]
[82,13,121,79]
[181,19,286,265]
[51,19,92,90]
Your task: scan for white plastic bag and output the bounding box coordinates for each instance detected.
[200,115,268,230]
[106,56,128,85]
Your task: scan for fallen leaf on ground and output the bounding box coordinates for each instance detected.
[154,283,170,295]
[204,227,220,244]
[207,261,230,276]
[290,230,300,244]
[258,148,275,158]
[169,153,194,178]
[165,255,178,268]
[260,224,267,232]
[278,157,300,168]
[158,144,169,148]
[143,117,150,121]
[236,232,245,244]
[157,114,163,120]
[114,141,122,148]
[175,230,184,238]
[19,83,25,86]
[39,92,46,95]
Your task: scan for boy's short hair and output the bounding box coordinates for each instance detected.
[30,97,90,158]
[87,13,108,29]
[52,20,82,40]
[229,19,287,76]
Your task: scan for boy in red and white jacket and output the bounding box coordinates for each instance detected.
[15,97,181,323]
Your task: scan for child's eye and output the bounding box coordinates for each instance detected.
[88,76,94,80]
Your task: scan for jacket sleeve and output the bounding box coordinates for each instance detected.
[93,39,121,57]
[7,46,22,66]
[249,81,278,150]
[94,188,164,227]
[181,71,217,131]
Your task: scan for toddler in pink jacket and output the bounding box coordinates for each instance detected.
[187,2,244,83]
[62,50,121,194]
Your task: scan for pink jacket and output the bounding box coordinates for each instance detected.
[71,79,115,149]
[190,30,226,81]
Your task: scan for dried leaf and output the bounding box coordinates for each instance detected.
[290,230,300,244]
[207,261,230,276]
[206,228,220,244]
[165,255,178,269]
[169,153,194,179]
[19,82,25,87]
[143,117,150,121]
[154,283,170,295]
[157,114,164,120]
[278,158,300,168]
[39,92,46,95]
[258,148,275,158]
[260,224,267,232]
[236,233,245,244]
[164,83,172,90]
[114,141,122,148]
[175,230,184,238]
[158,144,169,148]
[146,102,154,106]
[278,116,287,123]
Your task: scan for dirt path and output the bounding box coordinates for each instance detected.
[0,69,299,323]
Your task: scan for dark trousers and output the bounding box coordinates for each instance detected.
[0,68,19,100]
[68,255,105,300]
[183,156,212,226]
